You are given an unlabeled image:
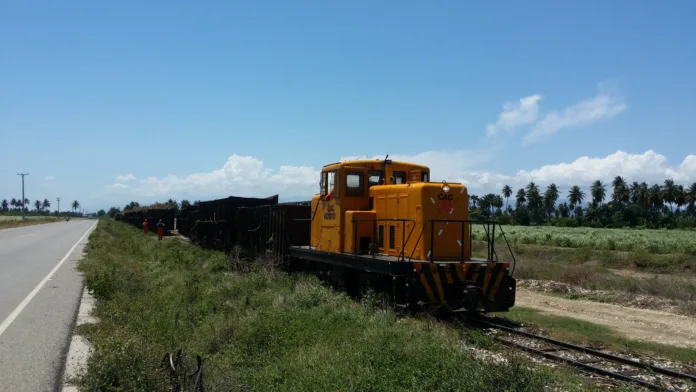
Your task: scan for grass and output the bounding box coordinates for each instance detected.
[75,220,595,392]
[499,306,696,365]
[469,239,696,315]
[0,217,62,230]
[472,224,696,255]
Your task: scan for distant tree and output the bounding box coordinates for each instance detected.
[107,207,121,218]
[686,183,696,208]
[124,201,140,211]
[72,200,80,213]
[180,199,192,209]
[661,179,678,214]
[543,183,559,219]
[97,209,106,217]
[515,188,526,208]
[1,199,8,212]
[567,185,585,213]
[591,180,606,207]
[501,185,512,211]
[42,199,51,211]
[10,198,18,210]
[34,199,42,212]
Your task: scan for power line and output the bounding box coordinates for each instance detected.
[17,173,28,220]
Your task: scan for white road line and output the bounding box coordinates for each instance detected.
[0,221,97,338]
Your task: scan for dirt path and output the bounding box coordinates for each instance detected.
[516,288,696,349]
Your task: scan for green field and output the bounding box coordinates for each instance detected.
[0,215,59,221]
[472,224,696,255]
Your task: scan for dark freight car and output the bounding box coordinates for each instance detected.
[185,194,280,251]
[235,202,312,260]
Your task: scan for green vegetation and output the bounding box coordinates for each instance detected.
[499,307,696,365]
[75,220,594,392]
[469,239,696,314]
[0,216,62,230]
[1,197,82,216]
[472,224,696,254]
[471,177,696,229]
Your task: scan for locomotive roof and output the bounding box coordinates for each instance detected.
[322,159,430,171]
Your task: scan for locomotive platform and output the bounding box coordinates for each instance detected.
[287,245,503,277]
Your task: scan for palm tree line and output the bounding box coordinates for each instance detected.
[0,197,82,215]
[470,177,696,229]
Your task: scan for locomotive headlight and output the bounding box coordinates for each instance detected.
[441,182,451,193]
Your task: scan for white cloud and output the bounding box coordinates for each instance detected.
[115,174,136,183]
[44,176,55,181]
[109,155,319,201]
[453,150,696,197]
[107,150,696,203]
[486,94,542,136]
[523,88,627,144]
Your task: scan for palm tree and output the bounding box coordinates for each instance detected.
[661,179,677,214]
[686,183,696,207]
[629,181,649,209]
[557,202,570,218]
[649,184,663,211]
[470,195,479,209]
[612,176,626,190]
[525,182,542,219]
[1,199,8,212]
[501,185,512,211]
[675,185,686,214]
[42,199,51,211]
[34,200,42,212]
[591,180,606,207]
[567,185,585,211]
[10,198,18,211]
[543,183,559,219]
[72,200,80,213]
[515,188,526,208]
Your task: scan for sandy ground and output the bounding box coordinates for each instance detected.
[516,288,696,349]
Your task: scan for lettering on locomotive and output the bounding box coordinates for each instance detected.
[324,204,336,220]
[437,193,453,200]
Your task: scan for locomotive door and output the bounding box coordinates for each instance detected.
[338,166,369,253]
[317,169,340,253]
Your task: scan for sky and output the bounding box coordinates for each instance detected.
[1,1,695,212]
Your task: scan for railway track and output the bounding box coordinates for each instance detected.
[464,316,696,391]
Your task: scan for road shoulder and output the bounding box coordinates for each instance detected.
[60,287,98,391]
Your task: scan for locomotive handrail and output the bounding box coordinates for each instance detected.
[405,220,516,269]
[350,218,417,262]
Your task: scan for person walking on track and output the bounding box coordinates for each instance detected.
[143,219,149,235]
[156,219,165,241]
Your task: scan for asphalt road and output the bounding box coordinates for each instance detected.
[0,219,97,392]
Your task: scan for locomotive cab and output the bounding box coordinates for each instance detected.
[310,158,470,261]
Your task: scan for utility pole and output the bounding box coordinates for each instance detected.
[57,197,61,215]
[17,173,29,220]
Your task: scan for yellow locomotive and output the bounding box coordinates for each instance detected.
[288,156,516,313]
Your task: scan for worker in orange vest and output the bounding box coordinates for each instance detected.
[143,219,149,235]
[156,219,165,241]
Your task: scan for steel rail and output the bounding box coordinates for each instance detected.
[466,317,695,389]
[496,338,673,391]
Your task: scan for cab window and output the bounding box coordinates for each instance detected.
[422,171,429,182]
[346,172,364,197]
[393,171,406,184]
[320,170,337,196]
[368,170,382,186]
